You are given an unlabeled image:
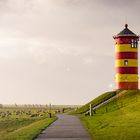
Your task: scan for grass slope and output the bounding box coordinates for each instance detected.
[72,91,117,114]
[2,117,56,140]
[80,90,140,140]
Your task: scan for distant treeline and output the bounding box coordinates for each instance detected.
[0,104,81,109]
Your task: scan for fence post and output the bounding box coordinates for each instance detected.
[93,109,96,114]
[89,104,93,116]
[48,112,52,118]
[106,106,108,113]
[121,102,123,108]
[136,94,138,102]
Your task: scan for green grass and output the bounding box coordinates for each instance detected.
[2,117,56,140]
[0,108,57,140]
[0,118,40,134]
[80,90,140,140]
[72,91,117,114]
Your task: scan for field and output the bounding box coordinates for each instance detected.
[77,90,140,140]
[0,107,57,140]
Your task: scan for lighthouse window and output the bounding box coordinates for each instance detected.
[131,39,137,48]
[124,60,128,66]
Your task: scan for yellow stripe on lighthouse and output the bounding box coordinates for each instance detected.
[115,74,138,82]
[115,59,138,67]
[115,44,138,52]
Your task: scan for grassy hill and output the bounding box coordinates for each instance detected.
[72,91,117,114]
[76,90,140,140]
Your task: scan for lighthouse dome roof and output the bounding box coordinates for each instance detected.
[114,24,138,38]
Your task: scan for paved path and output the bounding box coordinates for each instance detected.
[35,114,91,140]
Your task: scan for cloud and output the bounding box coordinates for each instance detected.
[83,57,94,64]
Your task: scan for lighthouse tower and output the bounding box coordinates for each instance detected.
[114,24,139,89]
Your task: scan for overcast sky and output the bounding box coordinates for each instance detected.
[0,0,140,105]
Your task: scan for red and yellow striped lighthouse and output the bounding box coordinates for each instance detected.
[114,24,139,89]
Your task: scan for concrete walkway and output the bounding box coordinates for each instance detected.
[35,114,92,140]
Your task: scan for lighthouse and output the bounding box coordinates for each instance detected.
[114,24,139,89]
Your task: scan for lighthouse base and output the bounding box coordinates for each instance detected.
[116,82,138,90]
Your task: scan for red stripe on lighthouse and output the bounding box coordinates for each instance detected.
[116,52,138,59]
[116,67,138,74]
[115,37,138,44]
[116,82,138,89]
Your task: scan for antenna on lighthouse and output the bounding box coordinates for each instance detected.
[125,24,128,28]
